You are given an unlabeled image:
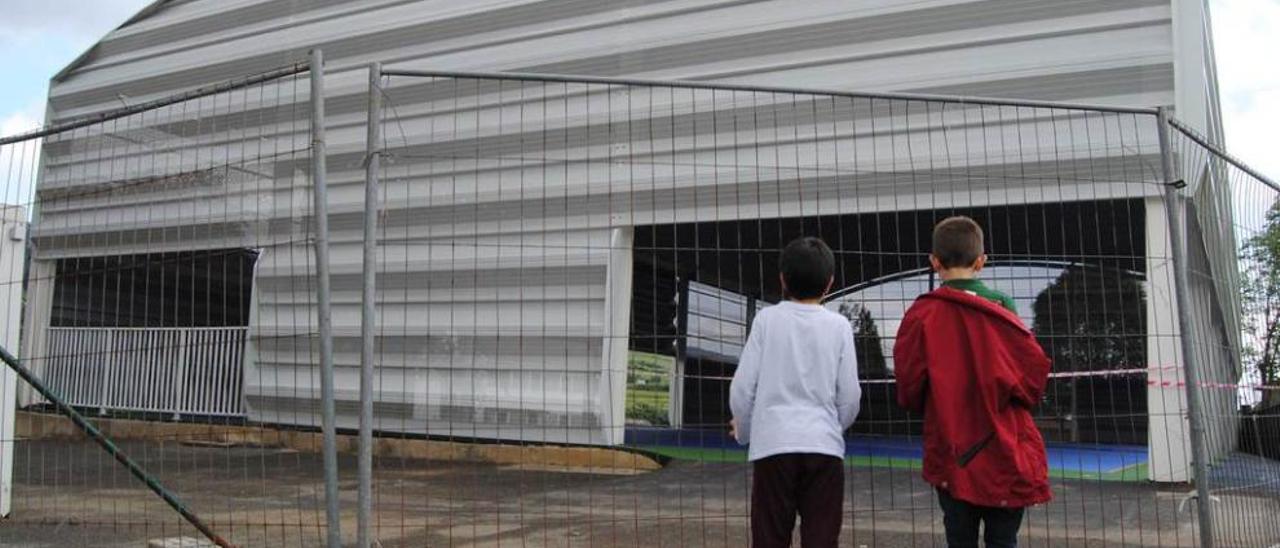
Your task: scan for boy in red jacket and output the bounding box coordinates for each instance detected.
[893,216,1052,548]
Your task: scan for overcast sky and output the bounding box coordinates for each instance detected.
[1,0,1278,181]
[0,0,153,136]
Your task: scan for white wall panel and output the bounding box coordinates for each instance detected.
[34,0,1219,446]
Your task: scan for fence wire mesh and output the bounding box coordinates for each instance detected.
[353,69,1278,547]
[1,58,1278,548]
[0,62,345,547]
[1166,120,1280,547]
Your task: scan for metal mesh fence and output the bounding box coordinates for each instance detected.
[0,60,343,547]
[1,56,1277,547]
[353,68,1278,547]
[1166,119,1280,547]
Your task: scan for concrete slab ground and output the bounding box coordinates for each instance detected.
[1,439,1276,547]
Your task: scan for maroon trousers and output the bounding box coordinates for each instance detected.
[751,453,845,548]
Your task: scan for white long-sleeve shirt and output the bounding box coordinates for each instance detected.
[729,300,861,461]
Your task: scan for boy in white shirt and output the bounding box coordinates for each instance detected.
[729,236,862,548]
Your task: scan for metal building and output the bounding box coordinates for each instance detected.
[18,0,1229,483]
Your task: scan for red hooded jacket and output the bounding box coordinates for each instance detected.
[894,287,1053,508]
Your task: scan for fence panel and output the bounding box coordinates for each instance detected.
[347,69,1279,547]
[1168,119,1280,547]
[4,59,1277,547]
[0,61,343,547]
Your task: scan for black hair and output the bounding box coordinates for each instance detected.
[931,216,985,268]
[780,237,835,300]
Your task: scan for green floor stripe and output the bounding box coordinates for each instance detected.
[629,446,1148,483]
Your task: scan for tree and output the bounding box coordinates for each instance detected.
[838,302,889,379]
[1241,201,1280,408]
[1032,266,1146,372]
[1032,266,1146,441]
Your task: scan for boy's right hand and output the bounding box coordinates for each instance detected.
[729,418,739,442]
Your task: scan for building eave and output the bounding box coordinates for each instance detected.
[50,0,175,84]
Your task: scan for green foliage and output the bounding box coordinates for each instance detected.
[626,351,672,426]
[626,390,670,426]
[838,302,890,379]
[1031,266,1146,438]
[1241,201,1280,399]
[1032,267,1146,373]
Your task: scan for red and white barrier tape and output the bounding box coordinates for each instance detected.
[858,365,1280,391]
[1150,380,1280,391]
[859,365,1176,385]
[694,365,1277,391]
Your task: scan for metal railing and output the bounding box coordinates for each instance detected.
[1,55,336,547]
[43,327,248,418]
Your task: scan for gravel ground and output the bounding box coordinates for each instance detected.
[2,439,1277,547]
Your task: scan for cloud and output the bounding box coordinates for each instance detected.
[0,108,43,211]
[0,0,154,43]
[1,103,43,138]
[0,98,44,213]
[1222,88,1280,184]
[0,0,154,125]
[1211,0,1280,181]
[0,0,151,205]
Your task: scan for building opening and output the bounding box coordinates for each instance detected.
[629,199,1148,445]
[43,249,258,418]
[52,249,257,328]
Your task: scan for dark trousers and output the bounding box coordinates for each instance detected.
[751,453,844,548]
[936,488,1025,548]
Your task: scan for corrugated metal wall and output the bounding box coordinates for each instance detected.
[36,0,1212,445]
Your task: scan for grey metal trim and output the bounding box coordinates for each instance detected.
[1158,106,1216,548]
[1169,118,1280,192]
[309,48,343,548]
[1,62,308,146]
[357,61,383,548]
[49,0,175,83]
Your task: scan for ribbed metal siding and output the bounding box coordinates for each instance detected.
[38,0,1202,445]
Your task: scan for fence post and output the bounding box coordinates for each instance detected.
[358,61,383,548]
[1156,106,1215,547]
[0,206,27,518]
[309,48,343,548]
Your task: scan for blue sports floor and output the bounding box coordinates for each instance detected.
[626,427,1150,482]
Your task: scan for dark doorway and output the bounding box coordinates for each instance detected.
[52,248,258,328]
[629,199,1149,443]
